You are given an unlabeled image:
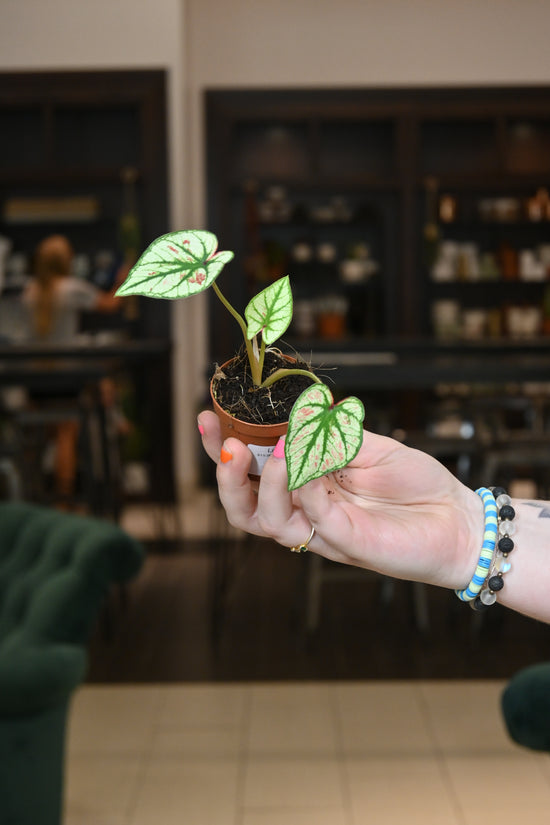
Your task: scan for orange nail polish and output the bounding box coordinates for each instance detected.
[220,446,233,464]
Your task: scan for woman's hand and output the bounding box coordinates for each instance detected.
[198,410,483,591]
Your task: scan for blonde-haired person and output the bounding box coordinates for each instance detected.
[23,234,121,342]
[22,234,124,504]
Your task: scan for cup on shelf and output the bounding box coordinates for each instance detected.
[519,249,546,281]
[431,241,458,282]
[431,300,461,339]
[291,241,313,263]
[339,258,376,284]
[317,242,338,264]
[461,308,488,340]
[292,300,317,338]
[506,306,543,338]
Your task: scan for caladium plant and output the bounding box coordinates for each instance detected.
[116,229,365,490]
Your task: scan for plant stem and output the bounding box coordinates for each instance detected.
[257,337,266,381]
[213,281,262,385]
[260,368,322,389]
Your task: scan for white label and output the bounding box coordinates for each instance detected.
[247,443,277,476]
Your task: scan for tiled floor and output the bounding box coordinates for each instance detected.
[66,680,550,825]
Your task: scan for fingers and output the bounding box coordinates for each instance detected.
[254,444,311,543]
[198,412,345,552]
[198,410,260,530]
[197,410,265,535]
[197,410,223,463]
[215,436,268,533]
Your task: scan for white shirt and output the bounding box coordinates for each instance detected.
[22,277,99,344]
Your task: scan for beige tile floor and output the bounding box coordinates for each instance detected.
[66,680,550,825]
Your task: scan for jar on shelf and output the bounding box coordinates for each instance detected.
[498,242,519,280]
[316,294,349,339]
[457,243,481,281]
[439,194,457,222]
[538,245,550,276]
[479,252,500,280]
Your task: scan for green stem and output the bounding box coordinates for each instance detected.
[260,368,322,389]
[257,337,266,381]
[213,281,261,385]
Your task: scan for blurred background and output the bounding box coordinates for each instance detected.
[2,3,550,822]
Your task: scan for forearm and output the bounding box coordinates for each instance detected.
[497,499,550,623]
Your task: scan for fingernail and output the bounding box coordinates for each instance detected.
[220,446,233,464]
[273,436,285,459]
[198,422,205,436]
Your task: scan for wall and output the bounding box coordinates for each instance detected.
[2,0,550,493]
[188,0,550,88]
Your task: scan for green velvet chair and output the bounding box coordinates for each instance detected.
[502,663,550,753]
[0,501,144,825]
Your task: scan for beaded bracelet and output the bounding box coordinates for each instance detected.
[470,486,516,612]
[455,487,498,603]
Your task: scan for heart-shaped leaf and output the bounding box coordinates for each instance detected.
[244,275,292,345]
[285,384,365,491]
[115,230,234,299]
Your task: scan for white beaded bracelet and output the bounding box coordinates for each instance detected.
[470,486,516,611]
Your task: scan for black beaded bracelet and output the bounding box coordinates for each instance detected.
[470,486,516,612]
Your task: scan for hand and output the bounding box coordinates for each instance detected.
[198,410,484,591]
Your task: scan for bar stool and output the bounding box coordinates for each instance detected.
[11,394,95,507]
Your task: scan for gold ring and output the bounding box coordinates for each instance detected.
[290,526,315,553]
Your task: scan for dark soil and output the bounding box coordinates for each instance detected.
[211,348,317,425]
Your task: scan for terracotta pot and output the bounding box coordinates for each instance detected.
[210,357,292,479]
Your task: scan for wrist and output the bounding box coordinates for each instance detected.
[453,484,487,591]
[456,486,518,610]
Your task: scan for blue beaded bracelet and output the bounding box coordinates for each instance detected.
[455,487,498,602]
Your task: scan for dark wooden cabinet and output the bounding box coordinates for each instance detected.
[206,87,550,360]
[0,70,175,503]
[0,69,169,338]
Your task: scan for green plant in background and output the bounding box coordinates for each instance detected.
[116,229,365,490]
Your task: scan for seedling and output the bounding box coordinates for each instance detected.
[116,229,365,490]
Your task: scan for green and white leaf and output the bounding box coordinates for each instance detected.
[285,384,365,491]
[244,276,292,345]
[115,230,234,299]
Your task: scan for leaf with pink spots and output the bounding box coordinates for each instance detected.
[115,230,233,300]
[285,384,364,491]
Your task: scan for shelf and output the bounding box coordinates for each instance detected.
[438,219,550,230]
[229,175,400,191]
[0,168,142,186]
[418,173,550,191]
[430,279,550,289]
[208,85,550,350]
